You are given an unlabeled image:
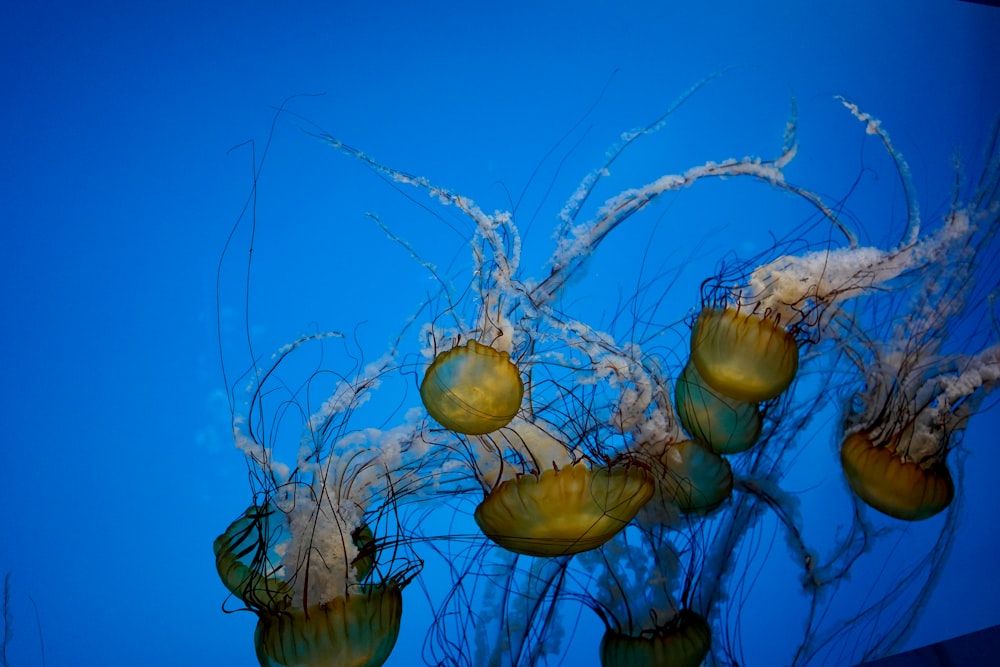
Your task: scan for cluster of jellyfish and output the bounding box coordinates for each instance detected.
[213,85,999,667]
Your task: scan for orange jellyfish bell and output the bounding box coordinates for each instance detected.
[473,461,654,557]
[690,307,799,402]
[599,610,711,667]
[420,339,524,435]
[840,431,954,521]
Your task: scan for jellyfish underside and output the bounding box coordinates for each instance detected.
[420,339,524,435]
[599,610,712,667]
[473,461,655,557]
[254,584,403,667]
[690,307,799,402]
[840,431,954,521]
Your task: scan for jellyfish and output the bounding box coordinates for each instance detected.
[253,583,404,667]
[835,124,1000,521]
[657,439,734,515]
[599,610,712,667]
[838,318,998,522]
[215,359,426,666]
[683,100,994,413]
[214,502,405,667]
[674,360,763,454]
[212,284,428,665]
[571,522,712,667]
[420,339,524,435]
[214,504,293,615]
[689,305,800,403]
[473,459,655,557]
[215,340,427,666]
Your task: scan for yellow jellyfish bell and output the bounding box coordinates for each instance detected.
[473,461,654,557]
[690,307,799,402]
[420,339,524,435]
[840,431,954,521]
[215,507,406,667]
[599,610,712,667]
[254,584,404,667]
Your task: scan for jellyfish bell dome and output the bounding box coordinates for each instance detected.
[472,460,655,557]
[674,360,763,454]
[690,307,799,402]
[659,439,734,515]
[599,609,712,667]
[214,505,293,614]
[420,339,524,435]
[840,431,954,521]
[254,584,404,667]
